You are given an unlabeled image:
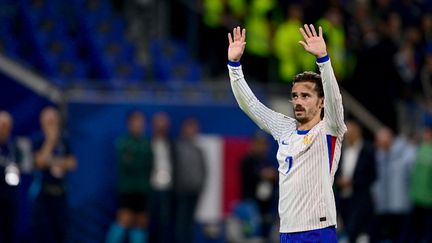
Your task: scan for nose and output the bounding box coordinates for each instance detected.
[292,98,304,106]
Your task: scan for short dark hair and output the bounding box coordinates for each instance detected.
[293,71,324,98]
[126,110,144,122]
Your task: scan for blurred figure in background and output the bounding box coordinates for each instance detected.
[317,7,348,80]
[335,119,376,243]
[371,127,416,243]
[240,131,277,240]
[273,4,315,83]
[0,111,22,243]
[242,0,278,82]
[406,124,432,242]
[150,112,175,243]
[32,106,77,243]
[173,118,206,243]
[106,111,153,243]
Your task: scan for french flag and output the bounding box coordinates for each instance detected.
[194,135,251,222]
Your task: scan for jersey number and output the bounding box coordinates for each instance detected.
[285,156,293,174]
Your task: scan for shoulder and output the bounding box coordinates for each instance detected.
[115,135,129,147]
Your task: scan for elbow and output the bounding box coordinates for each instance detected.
[34,154,49,169]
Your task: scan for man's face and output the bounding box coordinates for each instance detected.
[291,82,323,124]
[41,108,60,130]
[128,113,145,137]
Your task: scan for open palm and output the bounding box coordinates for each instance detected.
[299,24,327,58]
[228,26,246,62]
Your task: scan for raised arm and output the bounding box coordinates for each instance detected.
[228,27,295,140]
[299,24,347,136]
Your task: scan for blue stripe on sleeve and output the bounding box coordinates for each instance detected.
[317,55,330,63]
[228,61,241,67]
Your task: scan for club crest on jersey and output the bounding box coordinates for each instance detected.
[303,134,312,145]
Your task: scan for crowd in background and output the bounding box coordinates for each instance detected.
[164,0,432,134]
[1,108,432,243]
[1,0,432,243]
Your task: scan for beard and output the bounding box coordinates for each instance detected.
[293,105,321,123]
[294,105,307,122]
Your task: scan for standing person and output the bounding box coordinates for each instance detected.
[150,112,175,243]
[240,131,278,239]
[227,25,347,242]
[0,111,22,243]
[106,111,153,243]
[173,118,206,243]
[371,127,416,242]
[335,119,376,242]
[407,124,432,242]
[32,106,77,243]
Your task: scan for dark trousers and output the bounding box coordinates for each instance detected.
[149,190,174,243]
[0,195,17,243]
[174,193,199,243]
[32,192,67,243]
[370,213,408,243]
[339,197,374,243]
[401,205,432,243]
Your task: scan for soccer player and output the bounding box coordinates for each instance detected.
[227,24,347,242]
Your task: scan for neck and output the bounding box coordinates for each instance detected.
[297,116,321,131]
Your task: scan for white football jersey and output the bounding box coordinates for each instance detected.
[228,58,347,233]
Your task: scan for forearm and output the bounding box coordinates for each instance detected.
[228,62,292,140]
[60,155,77,171]
[34,142,55,169]
[228,63,262,119]
[318,56,347,136]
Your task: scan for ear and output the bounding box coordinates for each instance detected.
[319,97,324,108]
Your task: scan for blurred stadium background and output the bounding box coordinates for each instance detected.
[1,0,432,242]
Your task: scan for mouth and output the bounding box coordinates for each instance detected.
[295,107,305,112]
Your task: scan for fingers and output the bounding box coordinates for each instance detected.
[319,26,323,37]
[304,24,313,38]
[310,24,317,37]
[300,24,320,39]
[299,27,308,41]
[241,28,246,42]
[298,41,308,49]
[230,26,246,43]
[233,26,239,41]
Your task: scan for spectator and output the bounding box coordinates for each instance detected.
[0,111,22,243]
[242,0,278,82]
[106,110,153,243]
[273,4,315,83]
[240,131,277,239]
[335,119,376,243]
[32,106,77,243]
[149,112,175,243]
[406,124,432,242]
[173,118,206,243]
[317,7,347,80]
[371,127,416,242]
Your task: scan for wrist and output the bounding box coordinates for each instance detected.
[228,60,241,67]
[316,54,329,63]
[316,52,327,58]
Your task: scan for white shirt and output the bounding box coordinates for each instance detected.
[341,140,363,180]
[228,58,347,233]
[340,140,363,198]
[151,137,172,190]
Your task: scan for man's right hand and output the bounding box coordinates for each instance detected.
[228,26,246,62]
